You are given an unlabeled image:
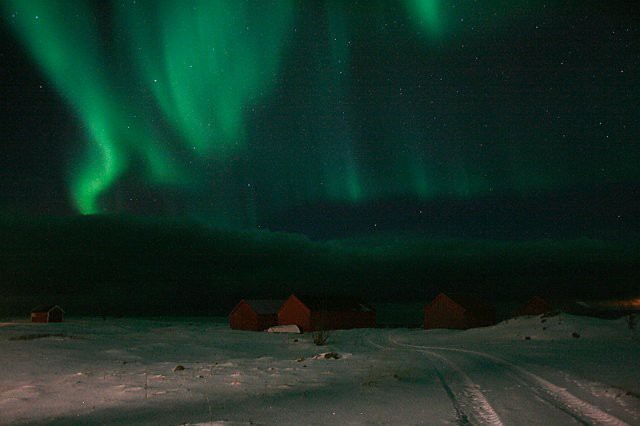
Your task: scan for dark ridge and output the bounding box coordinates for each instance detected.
[0,214,638,317]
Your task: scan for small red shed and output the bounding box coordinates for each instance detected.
[31,305,64,323]
[278,294,376,332]
[513,296,553,317]
[229,299,285,331]
[424,293,495,330]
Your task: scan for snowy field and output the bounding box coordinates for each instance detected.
[0,314,638,425]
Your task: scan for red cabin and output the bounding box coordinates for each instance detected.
[229,299,285,331]
[278,294,376,332]
[424,293,495,330]
[31,305,64,323]
[513,296,553,317]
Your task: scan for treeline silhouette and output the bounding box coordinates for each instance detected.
[0,214,637,317]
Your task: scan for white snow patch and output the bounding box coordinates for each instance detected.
[0,315,637,425]
[266,324,301,333]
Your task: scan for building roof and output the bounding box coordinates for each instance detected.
[292,294,375,313]
[439,293,494,313]
[242,299,285,315]
[31,304,65,314]
[521,295,552,306]
[512,295,554,317]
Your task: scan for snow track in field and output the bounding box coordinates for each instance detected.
[421,348,504,425]
[433,367,473,426]
[389,336,630,426]
[558,372,640,422]
[366,336,503,425]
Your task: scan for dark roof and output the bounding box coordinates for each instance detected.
[292,295,374,313]
[31,304,64,314]
[563,300,639,319]
[522,296,552,306]
[440,293,494,313]
[242,299,285,315]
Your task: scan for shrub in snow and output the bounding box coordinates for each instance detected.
[625,313,638,330]
[312,329,329,346]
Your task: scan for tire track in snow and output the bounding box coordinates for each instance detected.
[365,335,503,425]
[501,369,590,425]
[557,372,640,422]
[422,348,504,425]
[390,336,630,426]
[434,367,471,425]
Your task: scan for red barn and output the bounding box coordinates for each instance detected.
[229,299,285,331]
[31,305,64,323]
[513,296,553,317]
[278,294,376,332]
[424,293,495,330]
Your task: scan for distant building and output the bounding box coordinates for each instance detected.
[424,293,495,330]
[563,299,640,319]
[278,294,376,332]
[229,299,285,331]
[513,296,553,317]
[31,305,64,323]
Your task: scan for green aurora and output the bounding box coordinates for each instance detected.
[2,1,637,230]
[5,0,295,215]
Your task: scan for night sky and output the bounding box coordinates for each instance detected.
[1,1,639,240]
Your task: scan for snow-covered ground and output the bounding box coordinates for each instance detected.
[0,314,638,425]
